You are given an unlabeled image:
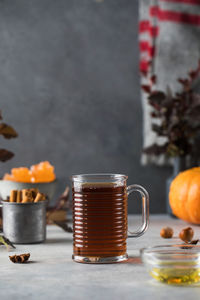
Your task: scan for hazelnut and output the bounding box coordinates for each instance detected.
[160,227,174,238]
[179,227,194,242]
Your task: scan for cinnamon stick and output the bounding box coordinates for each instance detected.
[10,190,17,202]
[16,190,22,203]
[34,193,44,202]
[30,188,39,199]
[22,189,33,203]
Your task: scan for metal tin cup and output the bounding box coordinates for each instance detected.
[1,200,47,244]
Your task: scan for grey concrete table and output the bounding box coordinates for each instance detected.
[1,215,200,300]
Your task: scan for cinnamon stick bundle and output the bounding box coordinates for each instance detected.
[9,189,46,203]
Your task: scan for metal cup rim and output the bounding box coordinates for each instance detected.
[0,199,48,205]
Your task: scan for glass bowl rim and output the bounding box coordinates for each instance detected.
[140,244,200,264]
[140,244,200,254]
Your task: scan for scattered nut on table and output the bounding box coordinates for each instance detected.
[160,227,174,238]
[179,227,194,242]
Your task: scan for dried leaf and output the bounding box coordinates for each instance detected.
[149,91,166,103]
[53,221,73,233]
[189,70,199,80]
[178,78,190,86]
[0,111,2,120]
[0,123,18,139]
[188,61,200,80]
[141,85,151,93]
[0,149,14,162]
[9,253,30,263]
[151,74,157,84]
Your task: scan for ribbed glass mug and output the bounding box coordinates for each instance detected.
[72,174,149,263]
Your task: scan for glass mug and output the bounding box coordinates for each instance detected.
[72,174,149,263]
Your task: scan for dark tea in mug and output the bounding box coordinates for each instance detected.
[72,174,149,264]
[73,183,127,259]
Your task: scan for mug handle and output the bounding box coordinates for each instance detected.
[127,184,149,238]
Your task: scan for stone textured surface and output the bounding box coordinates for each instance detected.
[1,215,200,299]
[0,0,171,212]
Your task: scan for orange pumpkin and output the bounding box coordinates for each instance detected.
[169,167,200,224]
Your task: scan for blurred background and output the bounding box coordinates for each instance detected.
[0,0,171,213]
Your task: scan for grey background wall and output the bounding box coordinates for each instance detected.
[0,0,171,213]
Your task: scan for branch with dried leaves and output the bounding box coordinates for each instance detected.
[142,61,200,158]
[0,111,18,162]
[46,186,70,221]
[46,185,72,233]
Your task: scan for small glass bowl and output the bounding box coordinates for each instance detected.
[140,245,200,285]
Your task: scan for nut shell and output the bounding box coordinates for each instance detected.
[179,227,194,242]
[160,227,174,239]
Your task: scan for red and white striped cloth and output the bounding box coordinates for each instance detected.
[140,0,200,165]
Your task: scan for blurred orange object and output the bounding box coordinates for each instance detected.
[3,161,56,183]
[169,167,200,224]
[12,167,31,182]
[3,173,15,181]
[30,161,55,183]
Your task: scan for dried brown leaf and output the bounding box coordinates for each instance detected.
[188,61,200,80]
[0,123,18,139]
[141,85,151,93]
[151,74,157,84]
[178,78,190,86]
[0,149,14,162]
